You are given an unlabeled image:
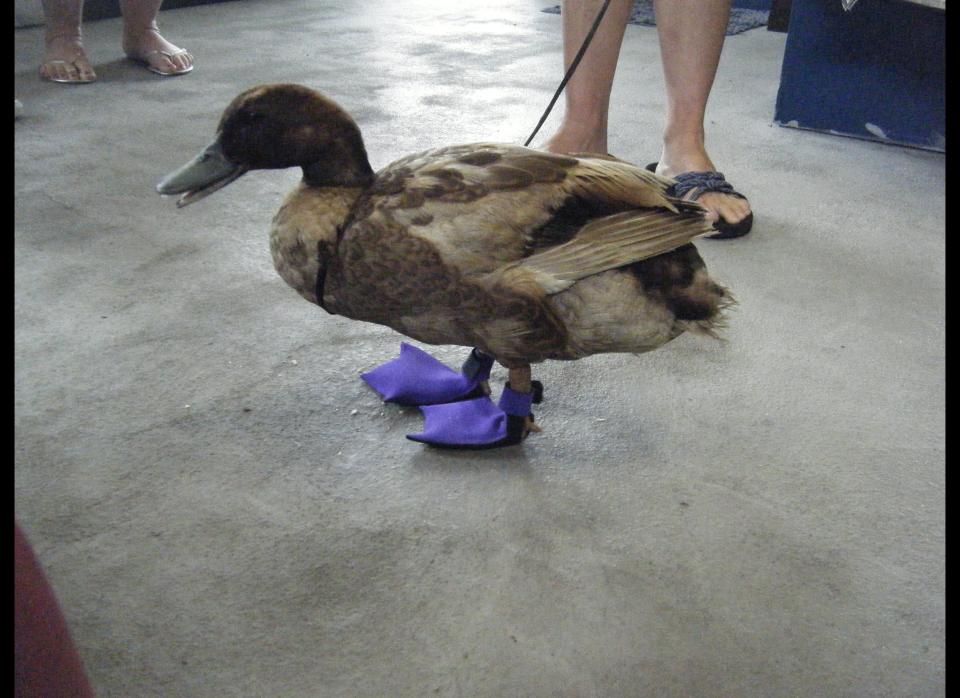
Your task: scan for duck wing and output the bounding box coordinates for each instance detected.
[366,145,696,275]
[507,206,715,295]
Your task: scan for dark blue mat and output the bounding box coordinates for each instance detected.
[542,1,770,36]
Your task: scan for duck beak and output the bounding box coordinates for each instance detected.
[156,137,248,208]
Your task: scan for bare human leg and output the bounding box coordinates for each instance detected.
[653,0,751,227]
[543,0,634,155]
[120,0,193,75]
[543,0,751,231]
[40,0,97,83]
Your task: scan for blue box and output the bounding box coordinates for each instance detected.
[775,0,945,152]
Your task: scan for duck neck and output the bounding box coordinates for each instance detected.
[301,138,375,188]
[269,184,365,310]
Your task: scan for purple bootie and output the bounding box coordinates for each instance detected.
[362,343,493,406]
[407,386,535,449]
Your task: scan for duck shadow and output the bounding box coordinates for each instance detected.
[407,443,535,475]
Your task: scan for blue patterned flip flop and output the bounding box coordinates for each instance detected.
[646,163,753,239]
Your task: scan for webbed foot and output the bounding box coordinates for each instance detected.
[407,386,537,449]
[362,343,492,406]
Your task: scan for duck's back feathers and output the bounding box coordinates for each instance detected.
[359,144,705,277]
[326,143,727,364]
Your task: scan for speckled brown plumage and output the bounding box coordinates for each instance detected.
[166,84,733,370]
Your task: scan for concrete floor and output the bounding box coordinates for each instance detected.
[15,1,944,696]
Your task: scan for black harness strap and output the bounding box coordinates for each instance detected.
[315,240,336,315]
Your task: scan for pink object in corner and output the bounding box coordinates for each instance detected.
[14,521,95,698]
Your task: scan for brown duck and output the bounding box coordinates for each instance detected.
[158,84,732,445]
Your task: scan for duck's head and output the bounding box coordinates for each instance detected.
[157,84,374,207]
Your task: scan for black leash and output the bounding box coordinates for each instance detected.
[319,1,612,315]
[524,0,614,147]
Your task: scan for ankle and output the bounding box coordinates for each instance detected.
[123,24,161,47]
[544,120,608,154]
[662,122,707,148]
[45,29,84,46]
[659,132,715,177]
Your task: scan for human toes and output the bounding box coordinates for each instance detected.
[41,53,96,83]
[149,52,179,74]
[72,56,97,82]
[171,49,193,73]
[133,48,193,76]
[40,60,77,82]
[698,192,751,225]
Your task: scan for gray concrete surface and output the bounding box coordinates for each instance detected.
[15,0,236,26]
[15,1,945,696]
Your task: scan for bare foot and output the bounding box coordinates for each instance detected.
[40,33,97,83]
[123,27,193,75]
[656,140,751,227]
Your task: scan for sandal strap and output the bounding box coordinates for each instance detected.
[138,48,192,60]
[669,171,746,202]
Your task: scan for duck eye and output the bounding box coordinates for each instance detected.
[239,110,265,124]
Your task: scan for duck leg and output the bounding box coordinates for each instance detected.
[505,365,545,405]
[364,344,542,448]
[460,347,493,397]
[507,365,532,394]
[506,366,543,437]
[406,363,541,449]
